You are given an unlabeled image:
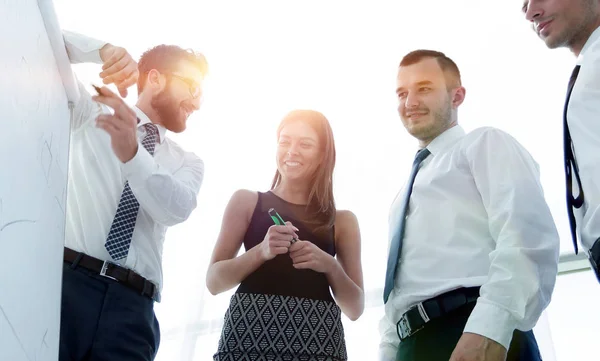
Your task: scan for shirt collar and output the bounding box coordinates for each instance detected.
[134,106,167,144]
[422,124,465,156]
[577,25,600,65]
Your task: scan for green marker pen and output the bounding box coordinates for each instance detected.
[268,208,298,244]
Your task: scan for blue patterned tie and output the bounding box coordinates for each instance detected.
[383,148,431,303]
[105,123,159,260]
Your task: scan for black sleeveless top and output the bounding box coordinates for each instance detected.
[236,191,336,302]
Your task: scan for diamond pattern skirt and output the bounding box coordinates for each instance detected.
[213,293,348,361]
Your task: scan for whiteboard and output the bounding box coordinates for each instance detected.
[0,0,76,360]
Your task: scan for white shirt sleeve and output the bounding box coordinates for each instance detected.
[569,50,600,251]
[68,80,104,130]
[62,31,107,130]
[62,30,106,64]
[461,128,560,349]
[378,314,399,361]
[122,145,204,226]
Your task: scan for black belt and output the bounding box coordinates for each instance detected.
[396,287,480,341]
[64,247,160,302]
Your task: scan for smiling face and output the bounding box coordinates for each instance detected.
[270,110,337,228]
[136,44,208,133]
[276,120,322,183]
[396,57,465,146]
[149,60,204,133]
[523,0,600,54]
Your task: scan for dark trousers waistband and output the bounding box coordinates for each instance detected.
[396,300,541,361]
[63,247,160,302]
[397,287,480,341]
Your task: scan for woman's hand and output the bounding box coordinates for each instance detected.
[289,240,336,273]
[260,222,299,261]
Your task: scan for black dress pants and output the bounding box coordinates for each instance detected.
[396,302,542,361]
[59,263,160,361]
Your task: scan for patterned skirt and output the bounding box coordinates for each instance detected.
[213,293,348,361]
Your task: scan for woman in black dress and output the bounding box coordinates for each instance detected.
[207,109,364,361]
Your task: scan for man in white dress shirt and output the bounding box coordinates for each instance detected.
[522,0,600,282]
[59,31,207,361]
[379,50,560,361]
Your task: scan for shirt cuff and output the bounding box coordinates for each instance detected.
[463,299,518,350]
[121,143,156,184]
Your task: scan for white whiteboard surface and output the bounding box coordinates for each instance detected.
[0,0,74,360]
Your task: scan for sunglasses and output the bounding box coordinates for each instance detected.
[168,73,203,98]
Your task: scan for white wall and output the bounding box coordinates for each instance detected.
[0,1,75,360]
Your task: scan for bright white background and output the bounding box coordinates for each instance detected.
[54,1,599,360]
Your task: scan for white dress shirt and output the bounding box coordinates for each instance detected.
[569,25,600,253]
[62,31,205,292]
[379,125,560,360]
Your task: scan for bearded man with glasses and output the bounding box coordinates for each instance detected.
[59,31,208,361]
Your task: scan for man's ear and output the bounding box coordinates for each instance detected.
[452,86,466,108]
[146,69,166,92]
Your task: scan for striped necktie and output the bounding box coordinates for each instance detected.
[105,123,159,260]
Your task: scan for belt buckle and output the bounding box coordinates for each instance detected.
[397,302,429,340]
[397,314,412,340]
[99,261,117,281]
